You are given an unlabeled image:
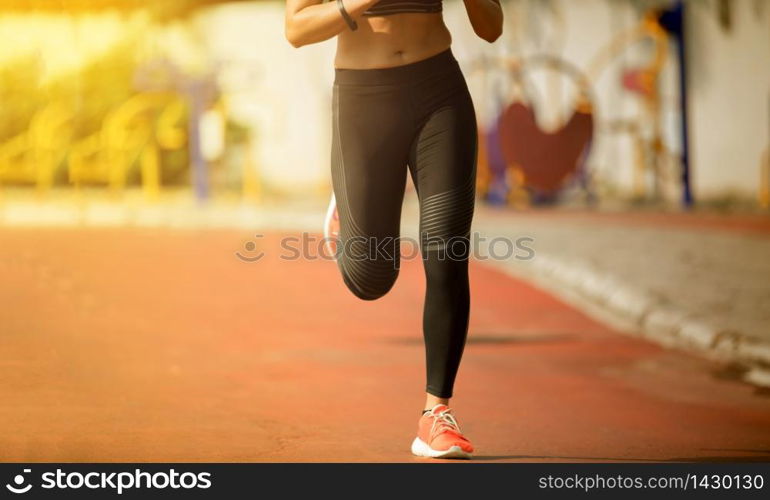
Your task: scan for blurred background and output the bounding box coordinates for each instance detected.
[0,0,767,208]
[1,0,769,462]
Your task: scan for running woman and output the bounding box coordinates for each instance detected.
[285,0,503,459]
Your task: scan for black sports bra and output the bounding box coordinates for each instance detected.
[362,0,443,16]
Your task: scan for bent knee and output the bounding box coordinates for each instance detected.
[340,263,398,301]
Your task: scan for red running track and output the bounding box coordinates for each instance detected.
[0,228,769,462]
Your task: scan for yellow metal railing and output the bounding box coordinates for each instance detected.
[67,92,185,199]
[0,101,73,191]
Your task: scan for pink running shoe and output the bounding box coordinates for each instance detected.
[323,193,340,260]
[411,404,474,459]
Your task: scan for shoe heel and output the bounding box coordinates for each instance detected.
[411,437,429,457]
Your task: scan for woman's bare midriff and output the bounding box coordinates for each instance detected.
[335,13,452,69]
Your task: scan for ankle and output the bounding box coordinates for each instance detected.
[424,393,450,412]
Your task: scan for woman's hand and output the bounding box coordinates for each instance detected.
[462,0,503,43]
[285,0,381,48]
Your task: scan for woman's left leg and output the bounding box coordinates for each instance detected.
[408,61,478,402]
[408,56,478,459]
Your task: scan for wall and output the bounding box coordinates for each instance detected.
[686,0,770,201]
[197,2,335,196]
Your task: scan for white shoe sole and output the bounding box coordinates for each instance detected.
[411,437,472,459]
[323,193,337,259]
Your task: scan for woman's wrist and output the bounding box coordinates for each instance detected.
[337,0,358,31]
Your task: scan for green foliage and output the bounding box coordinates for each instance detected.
[51,41,139,137]
[0,55,43,139]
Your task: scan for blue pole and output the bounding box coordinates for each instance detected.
[188,80,209,202]
[677,2,693,207]
[659,2,693,208]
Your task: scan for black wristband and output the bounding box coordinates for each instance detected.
[337,0,358,31]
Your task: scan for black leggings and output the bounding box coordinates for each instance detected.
[331,49,477,398]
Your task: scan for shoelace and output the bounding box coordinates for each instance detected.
[429,409,462,440]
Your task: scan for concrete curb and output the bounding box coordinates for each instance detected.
[491,250,770,384]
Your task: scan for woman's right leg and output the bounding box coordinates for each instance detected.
[330,80,413,300]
